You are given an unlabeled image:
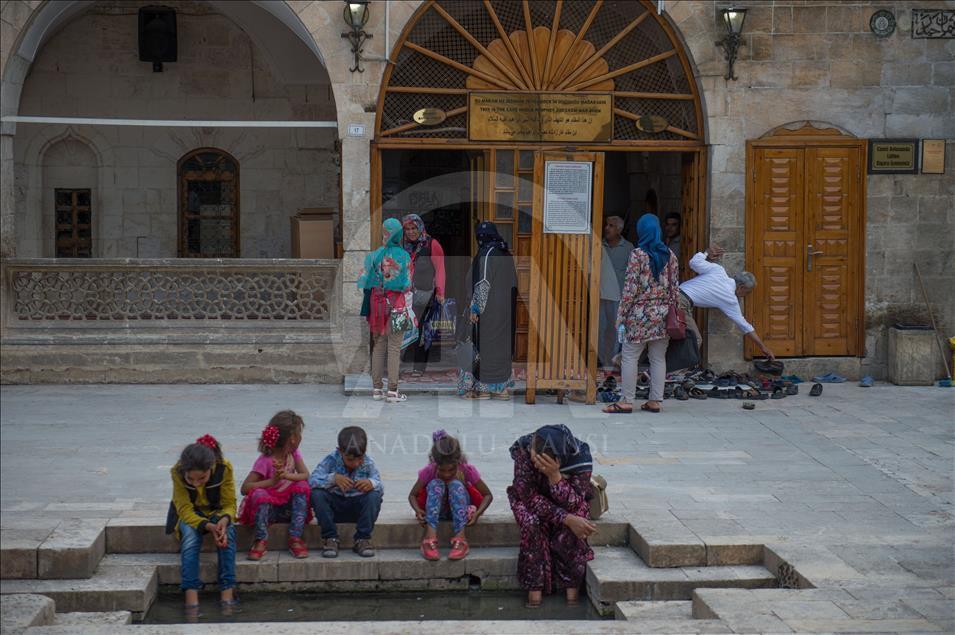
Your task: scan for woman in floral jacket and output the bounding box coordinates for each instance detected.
[604,214,679,414]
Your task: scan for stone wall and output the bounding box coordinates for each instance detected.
[11,0,339,258]
[2,0,953,382]
[666,1,955,377]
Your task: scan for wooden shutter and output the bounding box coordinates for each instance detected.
[748,148,804,357]
[804,147,862,355]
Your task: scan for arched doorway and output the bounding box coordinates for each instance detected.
[374,0,707,403]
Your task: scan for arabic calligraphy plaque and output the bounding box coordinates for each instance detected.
[468,92,613,143]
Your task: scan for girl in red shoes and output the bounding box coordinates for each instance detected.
[408,430,493,561]
[239,411,312,560]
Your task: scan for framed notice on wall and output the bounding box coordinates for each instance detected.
[867,139,919,174]
[543,161,592,234]
[921,140,946,174]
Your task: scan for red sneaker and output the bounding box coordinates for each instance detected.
[420,537,439,561]
[247,539,267,561]
[288,536,309,559]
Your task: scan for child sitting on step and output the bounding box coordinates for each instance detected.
[309,426,383,558]
[239,410,312,560]
[408,429,493,561]
[166,434,237,615]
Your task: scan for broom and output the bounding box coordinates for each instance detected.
[914,263,953,386]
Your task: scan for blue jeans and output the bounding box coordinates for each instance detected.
[179,517,236,591]
[310,489,382,540]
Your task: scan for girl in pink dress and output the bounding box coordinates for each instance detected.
[408,430,493,561]
[238,411,312,560]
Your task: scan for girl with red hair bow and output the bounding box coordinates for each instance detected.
[238,410,312,560]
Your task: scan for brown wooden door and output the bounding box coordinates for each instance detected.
[747,142,864,357]
[526,152,604,404]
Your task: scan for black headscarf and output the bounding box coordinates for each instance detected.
[511,424,593,475]
[475,221,507,251]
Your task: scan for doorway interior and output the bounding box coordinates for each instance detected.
[379,147,706,378]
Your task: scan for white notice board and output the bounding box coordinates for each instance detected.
[543,161,592,234]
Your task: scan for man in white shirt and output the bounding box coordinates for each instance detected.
[679,244,775,360]
[598,216,633,370]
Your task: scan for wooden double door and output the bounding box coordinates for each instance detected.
[746,132,866,358]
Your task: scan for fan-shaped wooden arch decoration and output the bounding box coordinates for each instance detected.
[467,26,613,91]
[376,0,704,143]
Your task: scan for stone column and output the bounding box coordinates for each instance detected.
[0,132,15,258]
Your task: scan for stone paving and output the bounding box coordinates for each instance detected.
[1,382,953,631]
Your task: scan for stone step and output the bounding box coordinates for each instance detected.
[101,547,521,592]
[586,547,777,616]
[1,519,105,580]
[104,515,630,554]
[692,587,947,634]
[0,562,157,620]
[18,622,655,634]
[0,594,55,634]
[613,600,732,634]
[52,611,132,626]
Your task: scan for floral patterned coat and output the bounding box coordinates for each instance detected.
[616,248,679,344]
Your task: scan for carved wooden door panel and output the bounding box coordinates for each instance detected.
[804,147,862,356]
[747,142,864,357]
[750,148,805,357]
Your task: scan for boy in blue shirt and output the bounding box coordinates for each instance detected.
[309,426,382,558]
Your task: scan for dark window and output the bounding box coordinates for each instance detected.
[54,188,92,257]
[178,148,239,257]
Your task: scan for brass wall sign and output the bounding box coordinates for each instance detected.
[921,139,945,174]
[468,92,613,143]
[867,139,918,174]
[413,108,447,126]
[635,115,668,133]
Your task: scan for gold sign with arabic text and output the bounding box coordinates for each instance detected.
[468,92,613,143]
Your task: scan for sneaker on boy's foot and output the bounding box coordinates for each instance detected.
[321,538,339,558]
[288,536,309,559]
[353,539,375,557]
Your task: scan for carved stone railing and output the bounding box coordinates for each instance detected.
[1,259,342,339]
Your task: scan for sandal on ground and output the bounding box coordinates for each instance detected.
[462,391,490,400]
[689,387,708,399]
[410,370,424,378]
[288,536,309,559]
[742,401,756,410]
[490,390,512,401]
[771,387,786,399]
[372,388,384,400]
[859,375,874,387]
[640,402,661,413]
[602,402,632,414]
[321,537,339,558]
[219,598,240,609]
[247,539,267,561]
[809,383,823,397]
[386,390,407,403]
[420,537,440,561]
[448,537,470,561]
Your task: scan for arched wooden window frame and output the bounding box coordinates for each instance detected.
[374,0,706,146]
[177,148,240,258]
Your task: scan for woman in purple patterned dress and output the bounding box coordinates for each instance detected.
[507,425,596,608]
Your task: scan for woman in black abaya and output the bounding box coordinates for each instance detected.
[459,222,517,400]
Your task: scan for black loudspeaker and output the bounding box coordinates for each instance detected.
[139,6,177,71]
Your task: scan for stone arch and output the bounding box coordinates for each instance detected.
[760,120,859,139]
[1,1,336,120]
[38,134,99,258]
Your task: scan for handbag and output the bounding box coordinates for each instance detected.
[589,474,609,520]
[385,291,413,333]
[665,330,699,372]
[665,301,686,340]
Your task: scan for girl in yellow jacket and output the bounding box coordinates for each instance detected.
[166,434,237,614]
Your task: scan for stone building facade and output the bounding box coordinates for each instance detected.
[1,0,952,383]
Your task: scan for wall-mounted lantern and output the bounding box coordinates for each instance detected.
[342,1,372,73]
[716,7,747,81]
